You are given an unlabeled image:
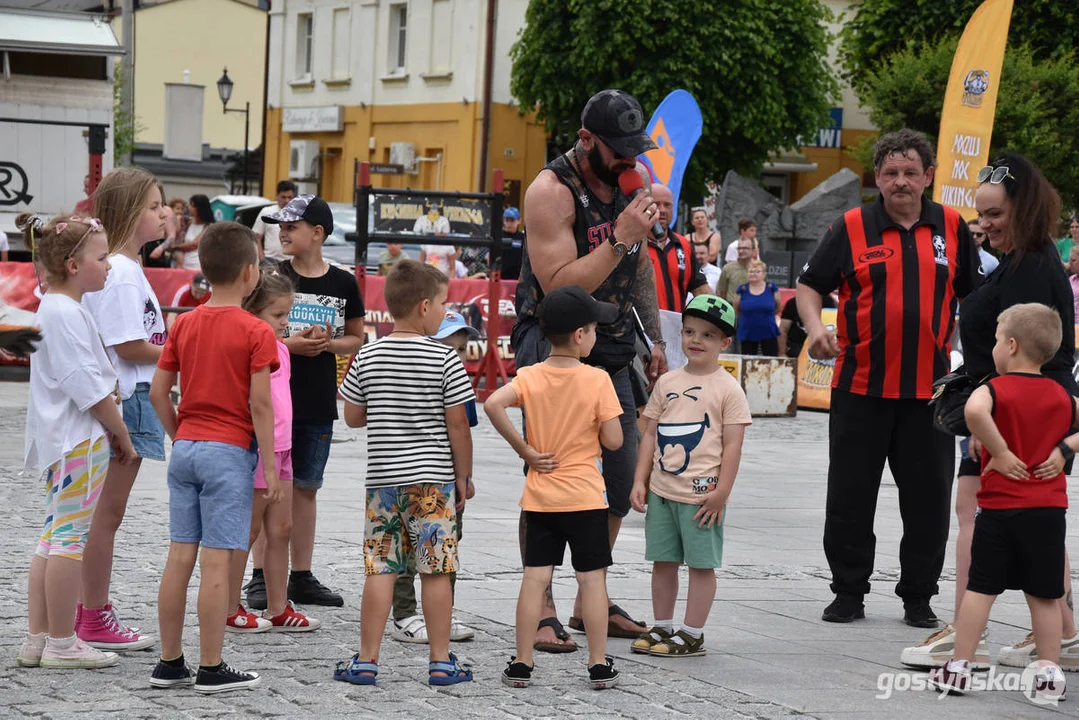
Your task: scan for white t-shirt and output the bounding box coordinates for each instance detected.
[702,263,721,291]
[25,293,116,474]
[82,253,167,399]
[725,241,740,264]
[253,205,286,261]
[414,215,451,236]
[339,336,474,488]
[0,233,9,253]
[182,223,205,270]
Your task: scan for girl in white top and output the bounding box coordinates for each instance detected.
[15,213,136,670]
[78,169,168,651]
[170,194,213,270]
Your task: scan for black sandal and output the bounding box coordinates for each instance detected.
[606,604,646,639]
[533,617,578,653]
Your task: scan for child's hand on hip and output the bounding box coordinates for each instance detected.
[521,446,558,473]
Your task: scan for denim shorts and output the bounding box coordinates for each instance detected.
[167,440,256,550]
[113,382,165,461]
[292,421,334,491]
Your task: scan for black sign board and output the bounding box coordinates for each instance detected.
[762,251,793,289]
[369,163,405,175]
[372,194,492,238]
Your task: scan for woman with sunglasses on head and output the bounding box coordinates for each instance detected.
[901,152,1079,672]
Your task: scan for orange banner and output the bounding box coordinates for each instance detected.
[796,308,837,410]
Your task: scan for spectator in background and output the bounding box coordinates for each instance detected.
[693,242,720,292]
[170,195,214,271]
[377,243,410,276]
[968,219,998,276]
[458,244,489,279]
[725,218,758,264]
[734,259,781,356]
[687,207,721,266]
[500,207,526,280]
[74,174,93,215]
[1068,245,1079,322]
[1055,215,1079,264]
[167,273,212,330]
[716,237,754,308]
[143,205,176,268]
[416,202,455,275]
[253,181,297,262]
[779,283,836,358]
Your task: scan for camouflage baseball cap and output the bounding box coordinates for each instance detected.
[683,294,737,337]
[263,194,334,236]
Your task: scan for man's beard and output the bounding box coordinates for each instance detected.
[587,144,623,187]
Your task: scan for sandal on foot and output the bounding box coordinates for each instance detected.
[429,653,473,686]
[568,615,584,632]
[631,625,672,654]
[534,617,578,654]
[334,654,378,685]
[607,604,647,639]
[649,629,706,657]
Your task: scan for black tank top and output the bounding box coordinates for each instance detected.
[512,153,640,369]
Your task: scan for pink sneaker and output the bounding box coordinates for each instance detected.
[77,605,155,651]
[40,636,120,669]
[17,632,47,667]
[226,604,272,633]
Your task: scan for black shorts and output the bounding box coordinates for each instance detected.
[959,434,1077,478]
[523,509,612,572]
[967,507,1066,599]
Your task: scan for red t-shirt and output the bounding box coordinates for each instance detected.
[978,373,1074,509]
[158,305,279,448]
[176,288,212,308]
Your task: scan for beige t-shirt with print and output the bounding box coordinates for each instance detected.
[643,366,752,504]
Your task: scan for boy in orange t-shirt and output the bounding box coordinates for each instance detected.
[485,285,624,691]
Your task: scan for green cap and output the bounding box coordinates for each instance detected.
[683,294,737,336]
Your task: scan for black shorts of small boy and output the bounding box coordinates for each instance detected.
[523,509,612,571]
[967,507,1066,599]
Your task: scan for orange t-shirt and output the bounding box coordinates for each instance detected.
[511,362,622,512]
[158,305,280,449]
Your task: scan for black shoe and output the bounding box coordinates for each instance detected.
[193,662,261,694]
[244,574,267,611]
[822,594,865,623]
[149,657,195,688]
[288,573,344,607]
[588,656,619,690]
[501,657,533,688]
[903,601,940,629]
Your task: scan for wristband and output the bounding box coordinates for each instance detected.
[1057,441,1075,463]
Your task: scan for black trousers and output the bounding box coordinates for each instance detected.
[742,338,779,357]
[823,388,955,601]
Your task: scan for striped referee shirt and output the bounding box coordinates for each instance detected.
[799,197,980,399]
[339,336,474,487]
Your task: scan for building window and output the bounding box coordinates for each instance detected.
[332,8,350,79]
[389,3,407,72]
[296,12,313,79]
[429,0,452,73]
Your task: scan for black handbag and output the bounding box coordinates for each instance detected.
[929,372,979,436]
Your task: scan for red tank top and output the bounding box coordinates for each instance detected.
[978,373,1074,509]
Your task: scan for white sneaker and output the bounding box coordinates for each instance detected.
[450,617,475,642]
[40,637,120,669]
[999,632,1079,672]
[392,615,429,644]
[900,624,990,670]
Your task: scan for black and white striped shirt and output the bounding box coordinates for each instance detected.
[339,336,474,487]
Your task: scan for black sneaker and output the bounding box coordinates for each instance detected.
[903,600,940,629]
[193,662,261,694]
[588,656,619,690]
[822,594,865,623]
[244,574,267,611]
[501,657,533,688]
[288,573,344,607]
[149,658,196,688]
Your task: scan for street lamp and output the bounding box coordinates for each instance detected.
[216,67,251,195]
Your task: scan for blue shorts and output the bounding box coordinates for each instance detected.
[292,421,333,491]
[167,440,256,550]
[113,382,165,461]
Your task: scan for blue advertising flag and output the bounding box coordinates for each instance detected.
[638,89,704,224]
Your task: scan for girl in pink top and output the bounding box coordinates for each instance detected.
[227,271,321,632]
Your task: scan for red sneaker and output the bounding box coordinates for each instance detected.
[264,601,322,632]
[226,604,272,633]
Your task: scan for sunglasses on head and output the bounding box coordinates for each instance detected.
[976,165,1016,185]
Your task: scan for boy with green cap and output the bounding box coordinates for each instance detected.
[629,294,752,657]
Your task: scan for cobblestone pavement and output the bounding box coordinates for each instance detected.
[1,381,1077,719]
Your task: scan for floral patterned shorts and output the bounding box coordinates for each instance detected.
[364,482,459,576]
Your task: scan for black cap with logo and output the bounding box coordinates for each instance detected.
[581,89,658,158]
[539,285,619,336]
[263,194,334,236]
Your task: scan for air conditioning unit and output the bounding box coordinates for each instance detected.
[389,142,418,174]
[289,140,320,180]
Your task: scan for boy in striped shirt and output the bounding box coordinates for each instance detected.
[333,260,474,687]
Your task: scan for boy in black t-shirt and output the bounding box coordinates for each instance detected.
[243,195,365,609]
[778,286,836,358]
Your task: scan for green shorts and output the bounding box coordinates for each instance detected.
[644,491,725,569]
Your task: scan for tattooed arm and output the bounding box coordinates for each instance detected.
[636,249,668,379]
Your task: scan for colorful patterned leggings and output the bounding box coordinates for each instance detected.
[36,437,109,560]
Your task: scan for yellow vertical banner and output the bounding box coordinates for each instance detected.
[933,0,1013,220]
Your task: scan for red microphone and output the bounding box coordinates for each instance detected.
[618,168,664,240]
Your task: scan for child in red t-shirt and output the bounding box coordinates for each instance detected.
[148,222,283,694]
[930,303,1079,698]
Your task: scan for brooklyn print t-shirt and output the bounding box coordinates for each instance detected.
[279,261,365,423]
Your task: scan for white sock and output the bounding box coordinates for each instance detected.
[946,658,971,673]
[679,624,704,639]
[47,634,77,649]
[654,619,674,632]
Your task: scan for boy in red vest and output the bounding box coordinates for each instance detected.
[929,303,1077,698]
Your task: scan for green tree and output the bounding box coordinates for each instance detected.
[839,0,1079,97]
[112,64,143,166]
[856,38,1079,210]
[509,0,839,198]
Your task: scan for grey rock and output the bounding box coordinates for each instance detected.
[790,168,862,246]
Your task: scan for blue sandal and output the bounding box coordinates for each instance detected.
[428,653,473,686]
[334,654,378,685]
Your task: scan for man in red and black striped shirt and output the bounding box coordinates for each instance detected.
[797,129,981,628]
[646,184,712,313]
